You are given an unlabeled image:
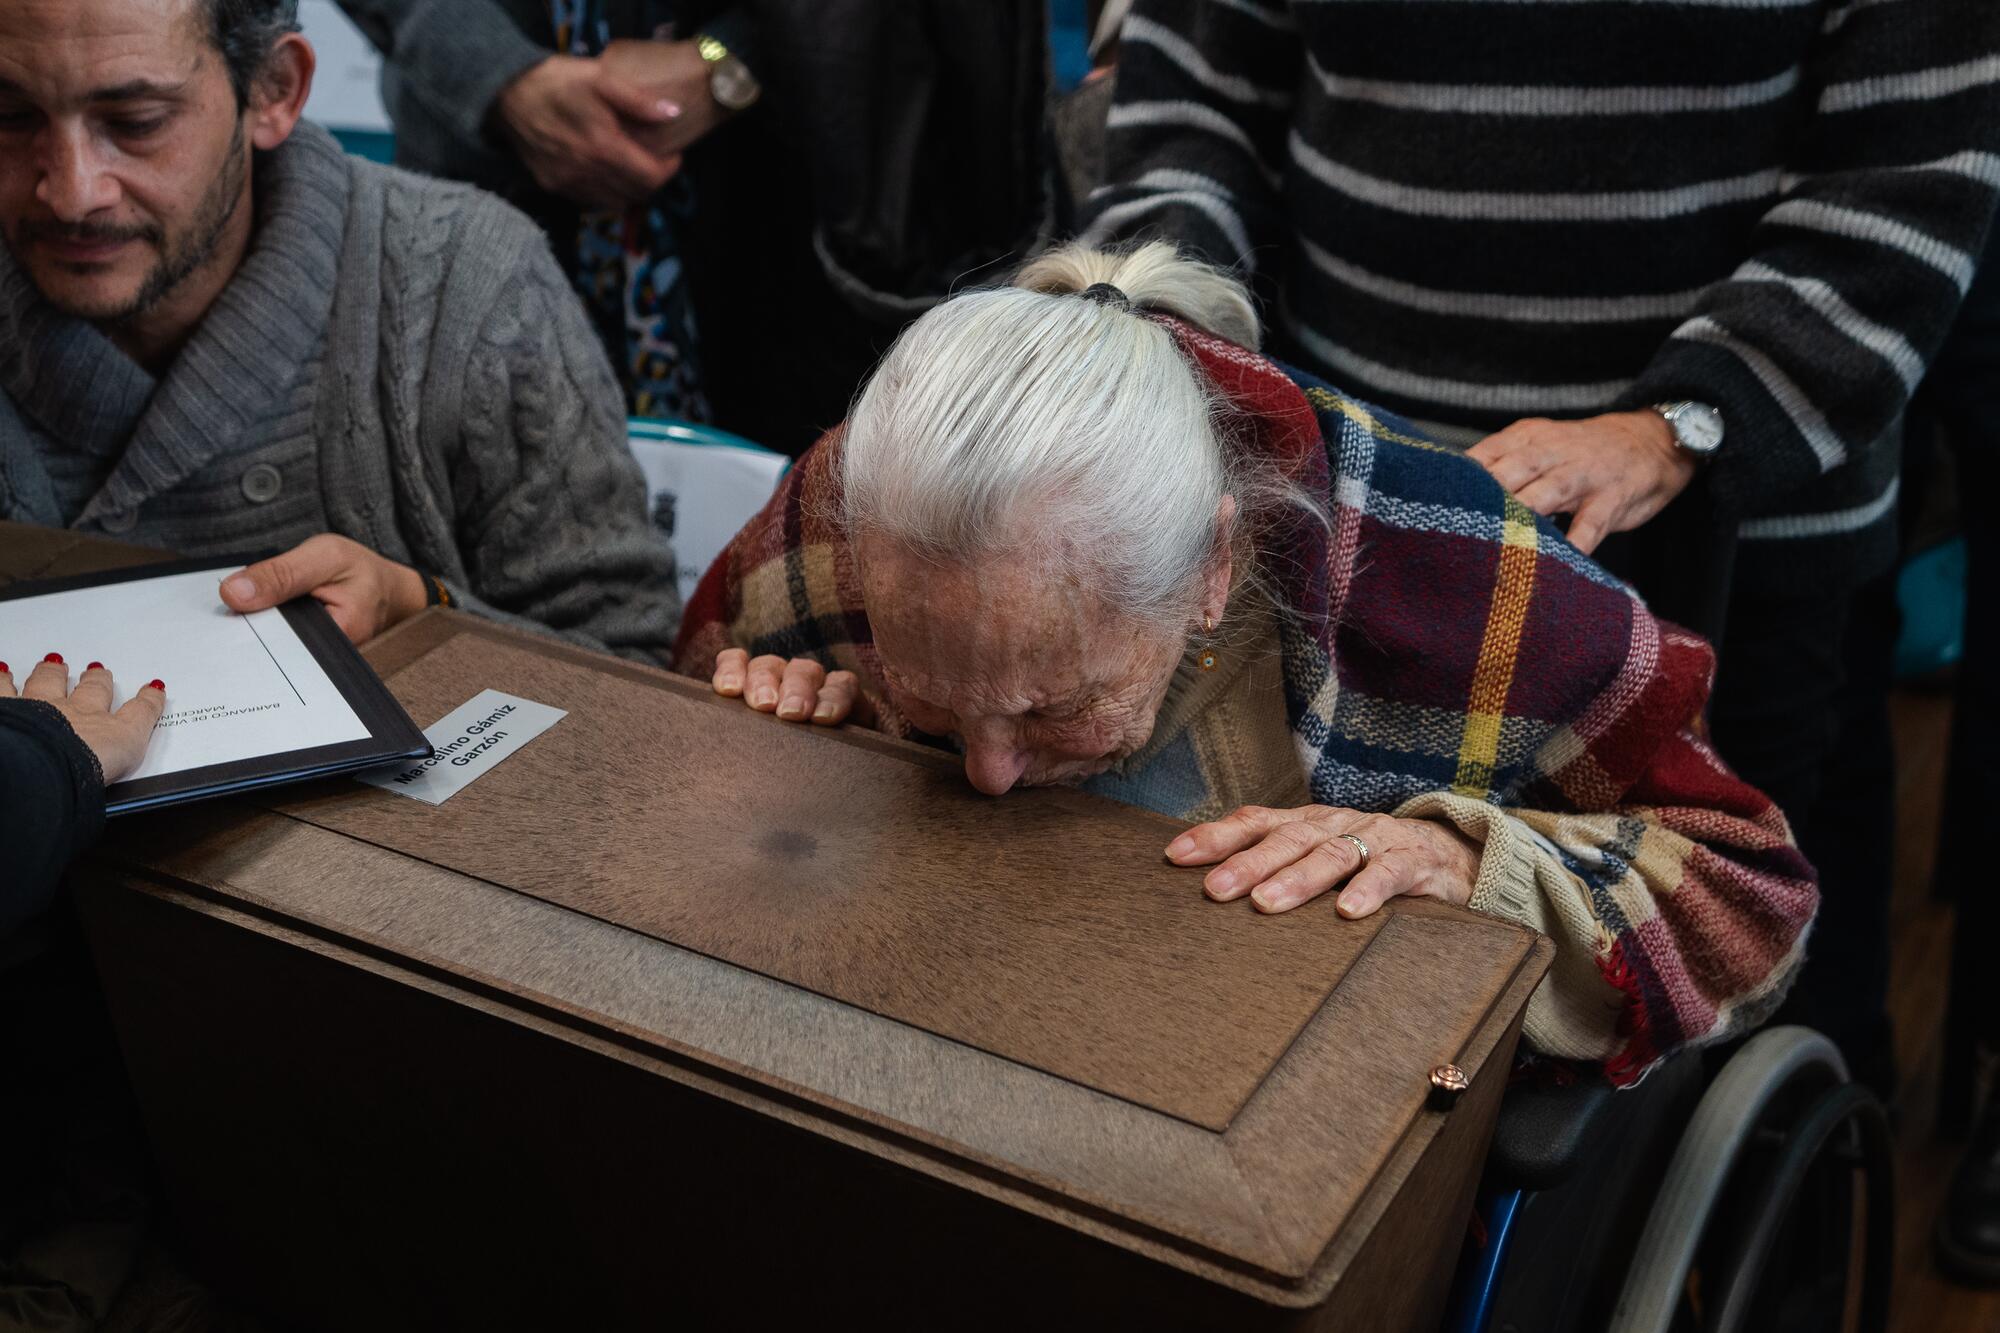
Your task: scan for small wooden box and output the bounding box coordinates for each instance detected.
[19,525,1549,1331]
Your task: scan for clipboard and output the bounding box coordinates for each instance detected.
[0,556,432,814]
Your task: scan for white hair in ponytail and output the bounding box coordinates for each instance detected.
[841,242,1311,626]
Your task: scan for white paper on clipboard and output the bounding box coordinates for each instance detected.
[0,568,370,784]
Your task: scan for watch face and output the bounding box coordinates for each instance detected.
[712,57,761,110]
[1677,403,1725,454]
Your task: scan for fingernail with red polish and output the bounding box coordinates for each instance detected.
[86,661,104,670]
[43,652,62,664]
[147,679,166,691]
[0,662,10,675]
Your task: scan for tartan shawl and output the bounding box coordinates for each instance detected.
[675,316,1818,1085]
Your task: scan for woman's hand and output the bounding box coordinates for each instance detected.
[1165,804,1482,916]
[493,54,684,209]
[0,655,166,783]
[219,534,430,645]
[598,39,727,159]
[711,648,873,726]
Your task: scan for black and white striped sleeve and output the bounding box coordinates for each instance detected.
[1079,0,1302,274]
[1624,0,2000,516]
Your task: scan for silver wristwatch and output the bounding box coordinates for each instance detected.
[1651,401,1724,460]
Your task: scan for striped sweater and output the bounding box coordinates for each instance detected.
[676,315,1819,1083]
[1082,0,2000,586]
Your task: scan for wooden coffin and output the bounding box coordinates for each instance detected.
[8,525,1553,1330]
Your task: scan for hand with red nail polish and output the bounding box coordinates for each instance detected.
[1,654,167,782]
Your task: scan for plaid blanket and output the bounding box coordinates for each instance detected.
[676,316,1817,1084]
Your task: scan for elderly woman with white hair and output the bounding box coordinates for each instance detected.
[675,243,1815,1084]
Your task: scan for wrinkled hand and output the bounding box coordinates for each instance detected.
[1166,804,1481,916]
[1467,410,1695,555]
[597,39,726,159]
[493,54,684,209]
[711,649,875,727]
[0,656,166,783]
[219,534,429,646]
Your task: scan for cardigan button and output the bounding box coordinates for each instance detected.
[241,463,283,504]
[99,507,138,534]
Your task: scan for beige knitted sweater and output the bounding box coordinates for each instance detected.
[1088,608,1629,1066]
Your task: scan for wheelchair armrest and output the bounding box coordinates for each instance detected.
[1485,1073,1618,1192]
[1484,1053,1703,1193]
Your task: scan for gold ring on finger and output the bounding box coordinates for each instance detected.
[1337,832,1371,869]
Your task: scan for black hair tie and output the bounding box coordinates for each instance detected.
[1078,282,1134,311]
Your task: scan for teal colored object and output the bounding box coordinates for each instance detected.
[1050,0,1093,93]
[627,417,783,466]
[329,128,395,164]
[1894,536,1967,679]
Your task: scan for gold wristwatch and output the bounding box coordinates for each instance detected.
[696,33,762,112]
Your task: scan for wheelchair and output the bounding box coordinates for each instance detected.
[1444,1026,1895,1333]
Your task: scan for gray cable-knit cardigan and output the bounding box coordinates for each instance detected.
[0,122,679,659]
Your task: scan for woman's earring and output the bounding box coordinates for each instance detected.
[1200,615,1218,672]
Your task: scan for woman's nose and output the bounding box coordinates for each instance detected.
[962,741,1030,796]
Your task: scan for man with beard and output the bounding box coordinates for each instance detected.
[0,0,679,659]
[0,5,679,1323]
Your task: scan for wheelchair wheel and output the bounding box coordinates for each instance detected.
[1607,1026,1894,1333]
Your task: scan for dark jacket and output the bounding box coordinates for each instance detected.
[332,0,721,203]
[332,0,1050,322]
[742,0,1050,320]
[0,702,103,932]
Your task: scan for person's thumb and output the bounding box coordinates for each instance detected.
[596,73,681,125]
[219,536,347,613]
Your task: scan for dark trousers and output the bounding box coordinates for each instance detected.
[1938,445,1996,1126]
[1602,497,1901,1098]
[1705,571,1901,1099]
[1936,440,2000,1128]
[0,914,153,1330]
[1908,227,2000,1125]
